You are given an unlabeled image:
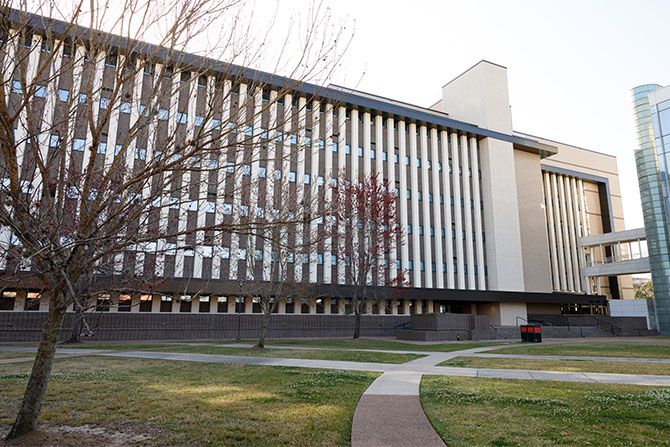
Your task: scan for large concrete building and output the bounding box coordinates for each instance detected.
[0,13,633,331]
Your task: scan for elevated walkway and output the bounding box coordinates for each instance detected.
[578,227,650,291]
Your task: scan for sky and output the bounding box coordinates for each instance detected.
[258,0,670,229]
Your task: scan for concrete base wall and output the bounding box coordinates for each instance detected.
[0,312,410,342]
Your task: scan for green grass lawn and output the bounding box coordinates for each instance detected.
[197,338,509,352]
[421,375,670,447]
[439,356,670,376]
[160,345,423,364]
[0,357,377,446]
[494,342,670,359]
[57,342,182,350]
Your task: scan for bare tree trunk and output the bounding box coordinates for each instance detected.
[353,297,361,339]
[256,307,273,349]
[7,295,67,440]
[64,313,82,344]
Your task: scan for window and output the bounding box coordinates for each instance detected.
[405,155,410,166]
[317,254,324,265]
[289,171,296,182]
[429,193,433,203]
[416,158,421,168]
[242,165,251,176]
[397,260,402,270]
[258,167,266,178]
[302,253,309,264]
[304,174,311,185]
[240,205,249,217]
[440,195,444,204]
[418,225,423,236]
[406,190,411,200]
[176,112,187,124]
[254,250,263,261]
[317,176,324,187]
[418,191,423,201]
[408,260,414,271]
[135,147,146,160]
[430,227,435,237]
[407,224,412,234]
[238,249,246,260]
[223,203,232,215]
[78,93,87,104]
[290,134,298,145]
[274,169,282,179]
[331,255,337,266]
[319,139,325,150]
[35,85,46,98]
[358,147,363,157]
[370,149,376,159]
[244,125,253,137]
[11,80,22,94]
[206,202,215,213]
[394,153,399,163]
[115,144,123,156]
[97,142,106,154]
[105,52,117,67]
[158,109,169,120]
[221,247,230,259]
[72,138,85,152]
[194,115,204,127]
[49,135,59,147]
[332,142,338,152]
[428,160,432,170]
[382,151,387,162]
[345,144,351,154]
[99,97,110,109]
[120,101,131,114]
[420,261,424,272]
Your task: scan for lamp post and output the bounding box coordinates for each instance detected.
[236,281,243,341]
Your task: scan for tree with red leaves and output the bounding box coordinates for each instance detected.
[328,171,407,339]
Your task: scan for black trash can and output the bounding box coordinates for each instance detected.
[520,325,542,343]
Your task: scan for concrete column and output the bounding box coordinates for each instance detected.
[414,299,422,314]
[378,300,386,315]
[150,295,160,313]
[323,298,331,314]
[309,298,317,314]
[390,299,398,315]
[426,300,434,314]
[227,298,236,313]
[402,299,411,314]
[244,297,253,313]
[397,120,410,279]
[39,295,49,312]
[364,299,372,314]
[277,298,286,314]
[419,125,433,288]
[209,296,217,313]
[323,103,334,285]
[557,174,574,291]
[131,295,141,313]
[408,123,422,287]
[387,117,398,280]
[470,137,485,291]
[551,173,567,290]
[337,298,346,314]
[171,295,180,313]
[13,291,26,311]
[461,135,475,290]
[110,293,120,312]
[429,128,443,288]
[451,132,465,289]
[543,172,560,290]
[440,131,454,289]
[191,298,201,313]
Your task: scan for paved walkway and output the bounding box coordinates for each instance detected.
[4,343,670,446]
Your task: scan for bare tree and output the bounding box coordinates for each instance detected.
[0,0,350,439]
[327,171,407,339]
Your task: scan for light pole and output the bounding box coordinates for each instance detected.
[236,281,243,341]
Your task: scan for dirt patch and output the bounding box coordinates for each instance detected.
[2,424,154,447]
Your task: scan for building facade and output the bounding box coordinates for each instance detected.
[631,84,670,333]
[0,13,632,327]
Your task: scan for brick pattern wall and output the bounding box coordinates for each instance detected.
[0,312,411,342]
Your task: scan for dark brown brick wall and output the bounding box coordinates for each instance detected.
[0,312,410,342]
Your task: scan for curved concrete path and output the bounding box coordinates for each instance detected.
[4,343,670,446]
